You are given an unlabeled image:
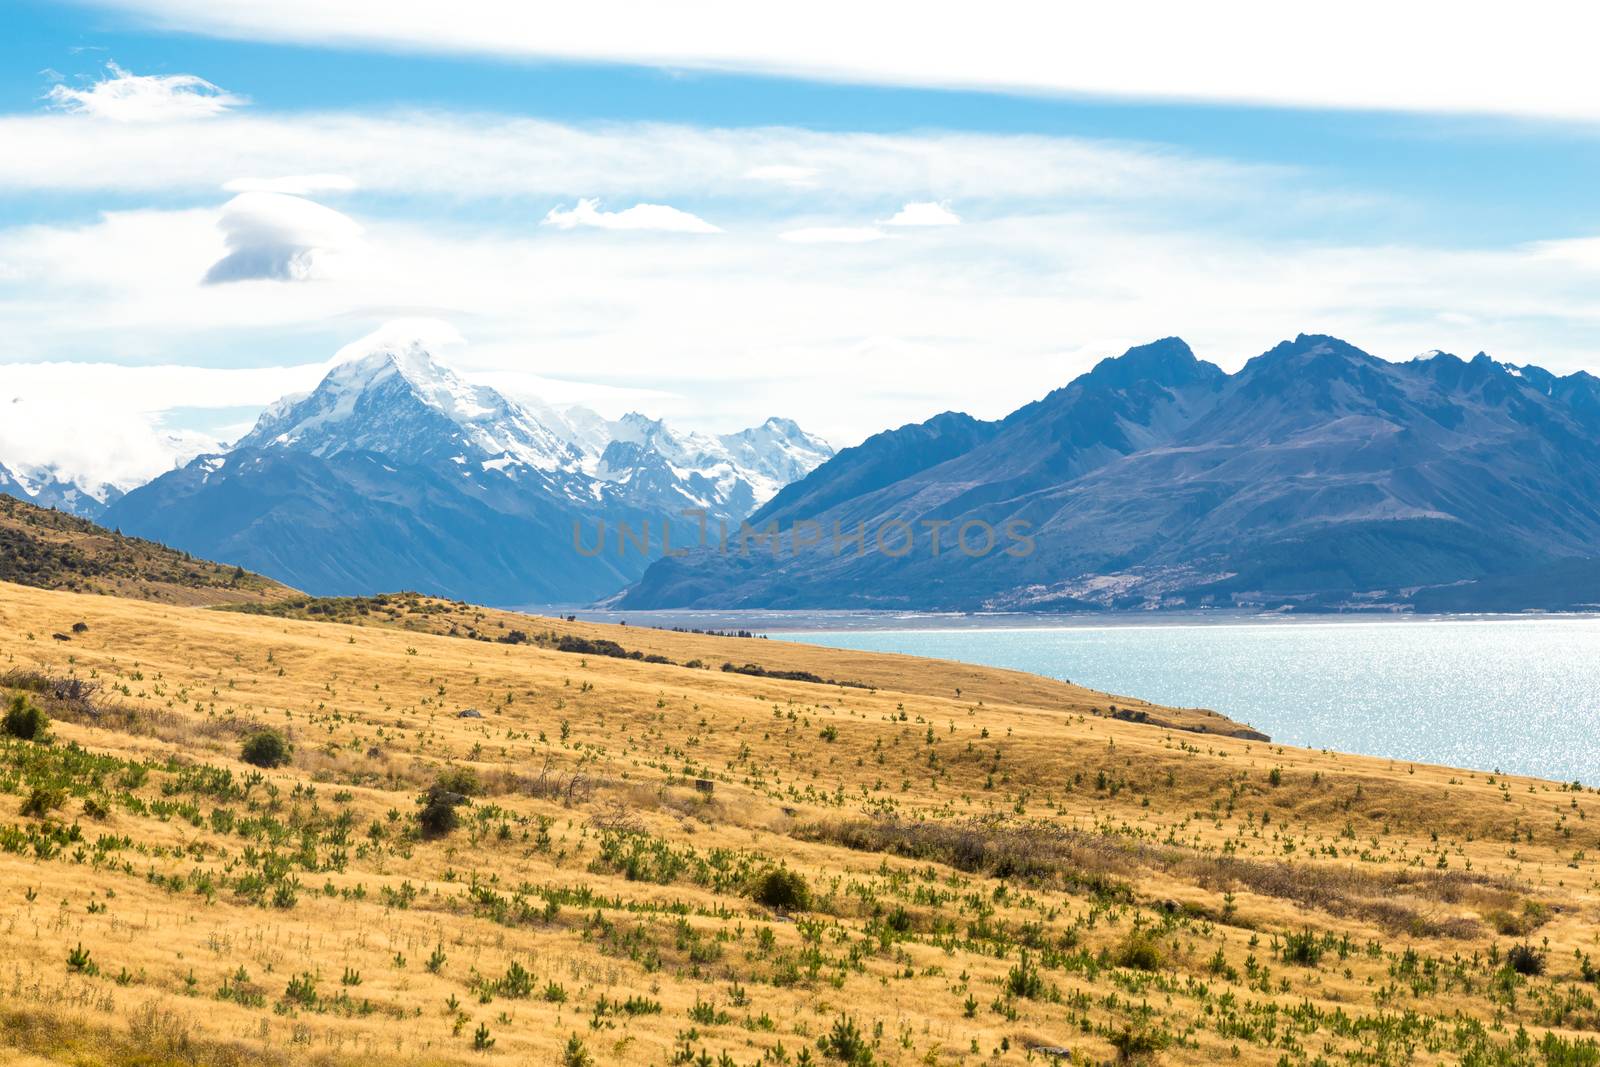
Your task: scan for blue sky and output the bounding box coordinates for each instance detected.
[2,0,1599,495]
[9,0,1600,246]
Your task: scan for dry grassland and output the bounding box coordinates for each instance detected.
[0,580,1596,1066]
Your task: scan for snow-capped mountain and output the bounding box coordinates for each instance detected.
[231,339,606,511]
[0,430,221,520]
[104,337,832,603]
[238,340,587,475]
[593,412,835,520]
[230,339,832,517]
[0,460,125,519]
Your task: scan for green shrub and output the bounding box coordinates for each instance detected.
[1281,928,1324,966]
[1109,1022,1170,1063]
[1508,942,1545,976]
[493,960,531,998]
[1005,952,1045,998]
[1111,931,1166,972]
[434,765,482,796]
[418,794,461,838]
[3,695,49,742]
[19,786,63,818]
[66,943,96,975]
[561,1034,591,1067]
[240,729,293,768]
[819,1015,873,1064]
[751,867,810,912]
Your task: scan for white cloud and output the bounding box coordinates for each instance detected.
[885,201,960,227]
[331,318,466,365]
[69,1,1600,121]
[222,174,358,195]
[744,164,820,187]
[44,60,244,121]
[203,191,362,284]
[0,112,1277,205]
[0,361,324,492]
[2,101,1598,459]
[541,198,721,234]
[779,226,885,244]
[9,200,1600,453]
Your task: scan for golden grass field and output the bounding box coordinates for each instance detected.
[1,578,1598,1066]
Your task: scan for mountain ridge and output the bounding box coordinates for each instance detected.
[622,333,1600,613]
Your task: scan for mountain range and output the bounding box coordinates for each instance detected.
[80,338,831,604]
[0,460,127,519]
[620,334,1600,613]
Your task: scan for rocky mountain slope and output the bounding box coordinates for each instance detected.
[622,334,1600,612]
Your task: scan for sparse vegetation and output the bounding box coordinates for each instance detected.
[0,577,1592,1067]
[0,494,295,604]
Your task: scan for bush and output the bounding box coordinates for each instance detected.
[1508,942,1545,976]
[1109,1022,1170,1063]
[240,729,293,768]
[819,1015,873,1064]
[1005,952,1045,998]
[1281,928,1324,966]
[417,775,474,839]
[751,867,810,912]
[3,695,49,742]
[434,765,481,797]
[417,794,461,838]
[19,786,63,818]
[1111,931,1166,972]
[561,1034,592,1067]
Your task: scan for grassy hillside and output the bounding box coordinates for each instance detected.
[222,592,1263,739]
[0,578,1597,1066]
[0,494,298,606]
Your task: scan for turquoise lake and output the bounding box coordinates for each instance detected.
[773,617,1600,783]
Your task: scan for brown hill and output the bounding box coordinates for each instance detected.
[0,493,298,606]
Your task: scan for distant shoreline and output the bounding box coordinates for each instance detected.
[514,605,1600,634]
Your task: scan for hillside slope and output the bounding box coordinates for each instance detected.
[1,579,1598,1066]
[0,494,297,606]
[221,590,1262,738]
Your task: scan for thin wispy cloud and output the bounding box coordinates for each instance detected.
[222,174,358,195]
[0,113,1282,205]
[744,164,820,187]
[68,1,1600,121]
[44,61,244,121]
[541,198,721,234]
[885,201,960,227]
[203,191,361,284]
[779,226,886,244]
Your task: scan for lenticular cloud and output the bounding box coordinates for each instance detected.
[202,191,361,284]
